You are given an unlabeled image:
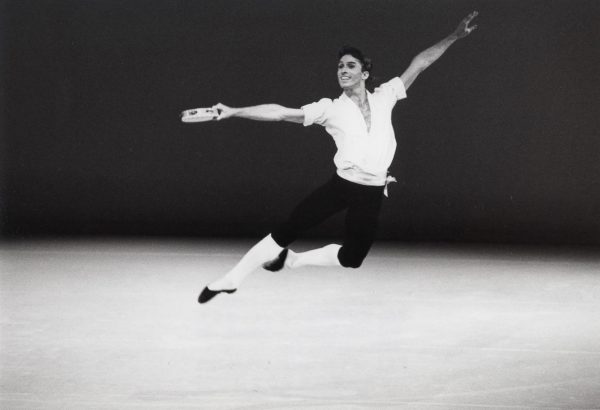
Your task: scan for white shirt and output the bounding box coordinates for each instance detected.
[302,77,407,186]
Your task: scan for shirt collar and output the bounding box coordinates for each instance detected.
[339,90,372,102]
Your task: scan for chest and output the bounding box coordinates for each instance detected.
[326,95,393,137]
[357,101,372,132]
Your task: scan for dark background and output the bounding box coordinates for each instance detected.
[2,0,599,245]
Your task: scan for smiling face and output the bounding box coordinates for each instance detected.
[337,54,369,90]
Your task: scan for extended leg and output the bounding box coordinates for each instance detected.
[270,175,346,248]
[200,176,346,303]
[208,234,283,290]
[198,234,283,303]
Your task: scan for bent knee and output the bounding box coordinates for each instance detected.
[338,245,371,269]
[338,251,366,268]
[340,259,363,269]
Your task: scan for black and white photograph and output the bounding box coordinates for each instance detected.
[1,0,599,408]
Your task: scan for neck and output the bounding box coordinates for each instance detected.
[343,83,368,103]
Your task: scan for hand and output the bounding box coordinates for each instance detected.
[212,103,236,121]
[453,11,478,39]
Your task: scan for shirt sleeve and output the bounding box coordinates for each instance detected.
[375,77,407,103]
[301,98,332,126]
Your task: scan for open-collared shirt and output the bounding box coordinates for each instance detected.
[302,77,407,187]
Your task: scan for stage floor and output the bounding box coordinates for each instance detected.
[1,239,600,409]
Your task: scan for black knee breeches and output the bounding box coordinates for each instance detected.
[271,174,384,268]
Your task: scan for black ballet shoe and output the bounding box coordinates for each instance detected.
[262,249,289,272]
[198,286,237,304]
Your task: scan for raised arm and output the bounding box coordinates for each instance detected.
[400,11,478,90]
[213,102,304,124]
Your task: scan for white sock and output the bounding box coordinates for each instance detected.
[208,234,283,290]
[286,244,342,269]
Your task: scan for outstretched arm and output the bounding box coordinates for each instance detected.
[400,11,478,90]
[213,102,304,124]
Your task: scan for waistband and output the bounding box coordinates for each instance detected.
[336,168,397,197]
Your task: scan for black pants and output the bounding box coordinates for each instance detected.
[271,174,384,268]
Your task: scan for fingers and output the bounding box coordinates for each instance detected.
[458,10,478,37]
[467,10,478,22]
[464,10,478,25]
[180,108,196,118]
[211,105,221,121]
[212,103,227,121]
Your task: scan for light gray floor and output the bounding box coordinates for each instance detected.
[1,239,600,409]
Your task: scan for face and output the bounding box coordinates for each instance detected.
[337,54,369,89]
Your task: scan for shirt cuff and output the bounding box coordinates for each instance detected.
[301,105,314,126]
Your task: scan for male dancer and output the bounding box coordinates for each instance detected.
[198,12,478,303]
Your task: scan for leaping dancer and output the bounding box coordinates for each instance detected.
[182,12,479,303]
